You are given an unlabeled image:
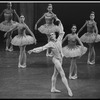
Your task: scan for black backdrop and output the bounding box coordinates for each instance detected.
[0,2,100,50]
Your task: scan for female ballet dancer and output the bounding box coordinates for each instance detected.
[77,11,100,65]
[62,24,87,79]
[35,4,62,56]
[4,15,37,68]
[0,2,19,51]
[28,22,73,96]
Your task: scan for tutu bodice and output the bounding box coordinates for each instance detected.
[67,34,77,48]
[68,40,76,48]
[45,12,55,24]
[87,21,96,33]
[4,9,13,21]
[17,24,26,36]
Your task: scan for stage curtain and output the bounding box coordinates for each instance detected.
[19,3,34,32]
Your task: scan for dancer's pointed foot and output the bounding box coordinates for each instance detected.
[87,60,91,64]
[90,61,95,65]
[8,48,13,52]
[46,54,52,57]
[51,88,61,93]
[87,61,95,65]
[5,47,9,51]
[72,74,78,79]
[69,75,77,80]
[68,88,73,96]
[18,63,26,68]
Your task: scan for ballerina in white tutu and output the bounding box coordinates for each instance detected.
[35,4,62,57]
[62,24,87,79]
[28,21,73,97]
[77,11,100,65]
[0,2,19,52]
[4,15,37,68]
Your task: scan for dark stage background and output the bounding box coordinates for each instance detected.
[0,2,100,52]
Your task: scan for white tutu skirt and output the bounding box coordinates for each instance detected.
[11,35,35,46]
[80,32,100,43]
[0,20,18,32]
[62,45,87,58]
[38,24,60,34]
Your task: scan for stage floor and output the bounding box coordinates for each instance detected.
[0,45,100,99]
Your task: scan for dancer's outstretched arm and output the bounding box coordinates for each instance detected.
[77,20,88,36]
[35,13,45,30]
[4,24,18,38]
[28,42,52,54]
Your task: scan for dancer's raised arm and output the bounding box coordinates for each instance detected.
[77,20,88,36]
[13,9,20,22]
[35,13,45,30]
[0,10,4,18]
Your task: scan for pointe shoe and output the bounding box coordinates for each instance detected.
[90,61,95,65]
[73,74,78,79]
[69,76,72,79]
[46,54,52,57]
[71,76,77,80]
[51,88,61,93]
[21,65,26,68]
[18,63,21,68]
[18,63,26,68]
[8,48,13,52]
[9,48,13,52]
[87,61,95,65]
[69,75,77,80]
[5,48,9,51]
[87,61,91,64]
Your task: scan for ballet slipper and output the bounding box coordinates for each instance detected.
[90,61,95,65]
[8,47,13,52]
[18,63,26,68]
[69,75,77,80]
[18,63,21,68]
[68,88,73,96]
[21,65,26,68]
[51,88,61,93]
[5,47,9,51]
[87,61,95,65]
[69,75,72,79]
[87,60,91,64]
[8,48,13,52]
